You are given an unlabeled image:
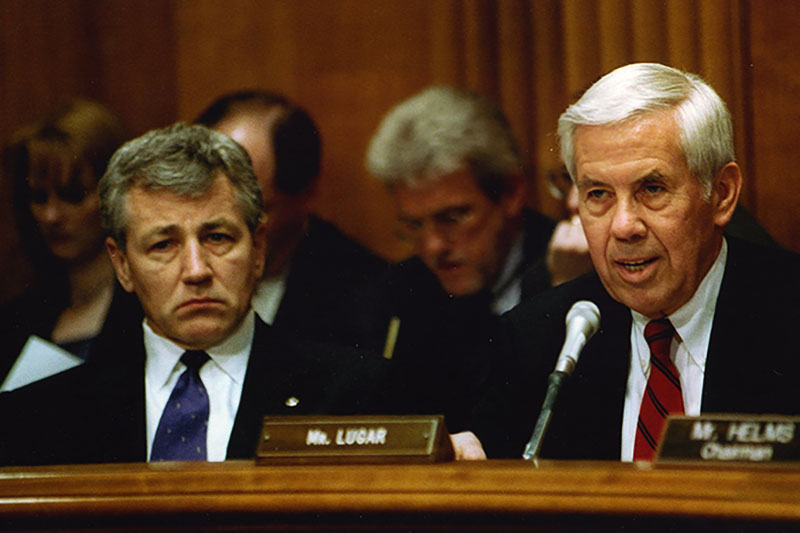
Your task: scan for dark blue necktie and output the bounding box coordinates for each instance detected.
[151,350,210,461]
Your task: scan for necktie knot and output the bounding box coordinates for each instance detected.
[181,350,209,371]
[644,318,674,363]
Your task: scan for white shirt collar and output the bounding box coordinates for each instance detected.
[144,309,255,391]
[631,238,728,373]
[491,231,524,315]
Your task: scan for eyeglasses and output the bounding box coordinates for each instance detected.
[546,168,573,201]
[399,205,479,244]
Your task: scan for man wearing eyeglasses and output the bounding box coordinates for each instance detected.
[351,86,555,432]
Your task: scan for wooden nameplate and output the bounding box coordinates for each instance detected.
[657,414,800,465]
[255,414,454,464]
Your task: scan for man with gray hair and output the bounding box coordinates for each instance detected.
[351,86,555,432]
[0,123,386,466]
[466,63,800,460]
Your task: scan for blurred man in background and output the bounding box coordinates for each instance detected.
[351,86,556,431]
[197,91,388,344]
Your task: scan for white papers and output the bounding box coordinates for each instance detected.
[0,335,83,392]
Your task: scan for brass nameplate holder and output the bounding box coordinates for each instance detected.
[255,415,454,464]
[657,414,800,465]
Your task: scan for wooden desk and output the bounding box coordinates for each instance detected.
[1,460,799,531]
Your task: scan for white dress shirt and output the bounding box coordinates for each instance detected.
[491,233,524,315]
[144,310,254,462]
[620,239,728,461]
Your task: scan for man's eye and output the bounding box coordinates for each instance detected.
[643,184,665,195]
[439,214,462,225]
[437,207,470,226]
[207,232,232,243]
[586,189,608,200]
[149,240,172,252]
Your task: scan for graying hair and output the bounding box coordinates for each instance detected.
[366,86,522,200]
[99,122,263,249]
[558,62,734,198]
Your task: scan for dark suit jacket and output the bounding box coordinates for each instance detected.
[473,237,800,459]
[340,209,555,433]
[271,215,390,344]
[0,318,388,466]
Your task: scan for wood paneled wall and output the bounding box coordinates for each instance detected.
[2,0,798,302]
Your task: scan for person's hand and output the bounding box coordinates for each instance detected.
[449,431,487,460]
[546,214,593,286]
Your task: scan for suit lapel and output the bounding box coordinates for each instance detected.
[227,319,314,458]
[702,238,792,414]
[227,319,274,458]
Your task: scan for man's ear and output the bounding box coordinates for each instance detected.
[711,162,742,228]
[106,237,135,293]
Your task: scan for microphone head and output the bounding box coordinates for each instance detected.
[554,301,601,374]
[565,300,601,338]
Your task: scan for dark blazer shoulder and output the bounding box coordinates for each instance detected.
[274,216,389,343]
[291,216,389,283]
[703,237,800,414]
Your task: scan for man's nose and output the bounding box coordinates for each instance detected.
[610,198,646,241]
[419,224,448,257]
[181,240,213,283]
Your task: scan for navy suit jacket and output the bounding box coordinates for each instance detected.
[474,237,800,459]
[0,317,388,466]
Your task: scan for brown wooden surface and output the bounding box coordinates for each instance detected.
[1,459,800,531]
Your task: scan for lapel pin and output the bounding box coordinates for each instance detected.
[285,396,299,407]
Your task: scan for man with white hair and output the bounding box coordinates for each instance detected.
[354,86,555,432]
[467,63,800,460]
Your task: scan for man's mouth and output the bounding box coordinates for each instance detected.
[436,260,463,273]
[180,298,223,310]
[615,257,657,272]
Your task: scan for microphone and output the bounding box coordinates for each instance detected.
[522,300,600,461]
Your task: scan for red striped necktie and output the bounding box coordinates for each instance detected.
[633,318,682,461]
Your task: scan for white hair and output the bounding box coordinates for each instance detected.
[366,86,522,197]
[558,63,735,197]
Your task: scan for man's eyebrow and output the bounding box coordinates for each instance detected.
[575,176,605,190]
[576,169,668,189]
[638,169,667,183]
[199,218,241,233]
[141,224,179,240]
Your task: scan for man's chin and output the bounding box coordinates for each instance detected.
[171,320,235,351]
[438,276,483,298]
